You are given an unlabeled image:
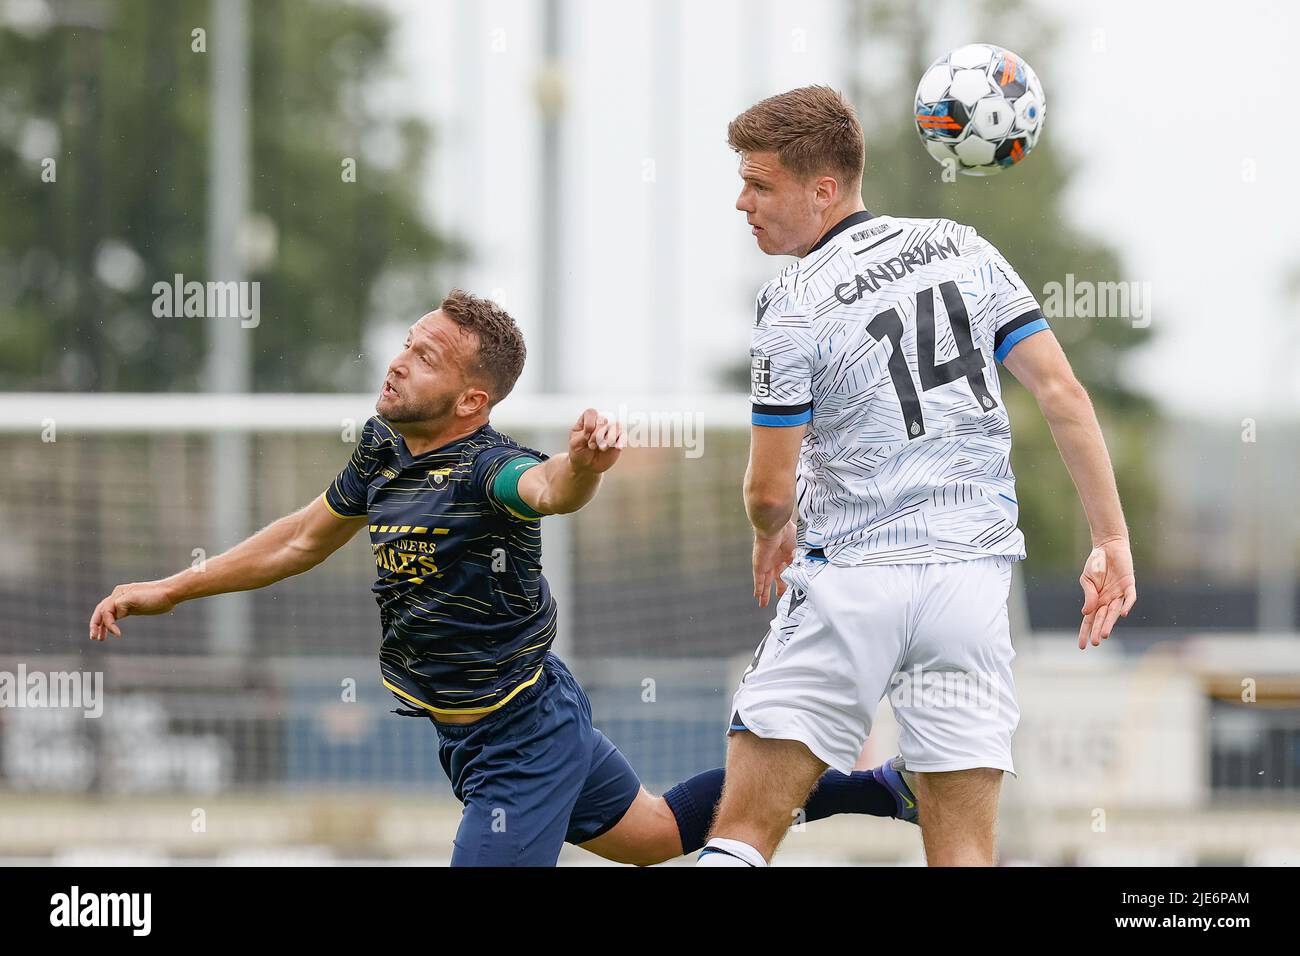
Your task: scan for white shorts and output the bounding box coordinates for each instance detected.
[729,555,1019,776]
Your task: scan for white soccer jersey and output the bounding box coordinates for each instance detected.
[749,210,1050,565]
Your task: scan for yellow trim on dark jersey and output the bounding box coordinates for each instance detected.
[382,664,545,717]
[502,502,541,521]
[320,492,363,521]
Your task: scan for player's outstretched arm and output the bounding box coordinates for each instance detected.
[89,496,367,641]
[515,408,626,516]
[1002,330,1137,649]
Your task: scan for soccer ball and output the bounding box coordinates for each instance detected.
[914,43,1046,176]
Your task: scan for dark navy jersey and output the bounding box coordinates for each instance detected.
[322,416,556,717]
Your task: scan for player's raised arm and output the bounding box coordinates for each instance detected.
[511,408,625,516]
[1001,329,1137,649]
[88,496,367,641]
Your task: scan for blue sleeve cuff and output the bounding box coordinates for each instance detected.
[751,402,813,427]
[994,314,1050,363]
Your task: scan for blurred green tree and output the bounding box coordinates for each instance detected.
[0,0,455,392]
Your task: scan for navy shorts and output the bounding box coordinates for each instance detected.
[431,652,642,867]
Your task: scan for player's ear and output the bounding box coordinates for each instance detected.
[814,175,838,207]
[457,386,491,418]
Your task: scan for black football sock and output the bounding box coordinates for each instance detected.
[664,766,897,855]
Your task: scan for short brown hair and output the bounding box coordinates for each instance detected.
[727,85,864,187]
[438,289,526,406]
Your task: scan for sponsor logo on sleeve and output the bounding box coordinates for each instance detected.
[751,354,771,398]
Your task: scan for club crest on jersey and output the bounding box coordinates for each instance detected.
[426,467,452,489]
[750,354,771,398]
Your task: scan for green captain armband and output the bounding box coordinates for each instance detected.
[491,456,545,519]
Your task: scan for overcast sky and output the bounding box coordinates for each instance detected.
[373,0,1300,422]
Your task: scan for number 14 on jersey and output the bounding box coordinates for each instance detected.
[867,280,997,439]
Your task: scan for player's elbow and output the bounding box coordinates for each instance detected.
[743,482,793,526]
[743,475,782,508]
[537,497,575,516]
[282,537,328,573]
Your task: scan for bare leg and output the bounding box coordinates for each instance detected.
[913,767,1003,866]
[706,731,828,862]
